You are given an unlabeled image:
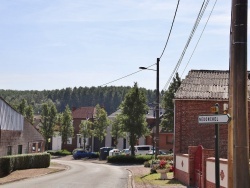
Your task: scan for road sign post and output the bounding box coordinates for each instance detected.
[198,104,231,188]
[214,104,220,188]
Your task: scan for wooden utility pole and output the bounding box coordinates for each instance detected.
[155,58,160,159]
[228,1,234,187]
[229,0,249,188]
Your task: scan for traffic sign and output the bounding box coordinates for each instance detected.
[198,114,231,124]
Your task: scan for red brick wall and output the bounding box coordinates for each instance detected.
[62,118,95,152]
[206,180,225,188]
[175,168,189,185]
[0,119,45,156]
[145,117,174,152]
[188,146,197,186]
[175,100,230,158]
[62,118,82,152]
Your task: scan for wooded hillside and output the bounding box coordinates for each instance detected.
[0,86,155,115]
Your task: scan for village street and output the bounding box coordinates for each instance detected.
[1,158,129,188]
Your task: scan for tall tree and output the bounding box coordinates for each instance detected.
[120,83,149,156]
[60,105,74,148]
[40,102,58,150]
[93,104,110,148]
[160,72,181,131]
[25,105,34,124]
[17,98,27,116]
[111,114,125,148]
[79,120,93,150]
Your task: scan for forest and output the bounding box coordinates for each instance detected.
[0,86,156,115]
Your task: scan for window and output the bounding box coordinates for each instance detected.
[7,146,12,155]
[18,145,22,154]
[38,143,41,152]
[67,138,72,144]
[32,143,36,152]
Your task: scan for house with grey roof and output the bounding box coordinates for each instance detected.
[173,69,242,158]
[0,97,45,156]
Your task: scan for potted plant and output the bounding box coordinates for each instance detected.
[155,160,172,180]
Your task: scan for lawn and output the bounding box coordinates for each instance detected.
[134,172,186,187]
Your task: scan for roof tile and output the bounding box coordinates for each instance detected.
[72,107,96,119]
[175,70,232,99]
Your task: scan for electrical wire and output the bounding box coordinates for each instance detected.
[159,0,180,59]
[163,0,210,91]
[181,0,218,78]
[100,64,156,87]
[100,0,181,88]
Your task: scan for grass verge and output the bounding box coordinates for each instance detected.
[134,172,186,187]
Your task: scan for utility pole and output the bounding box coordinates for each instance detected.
[228,1,234,187]
[155,58,160,158]
[229,0,249,188]
[139,58,160,158]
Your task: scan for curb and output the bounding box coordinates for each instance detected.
[126,168,135,188]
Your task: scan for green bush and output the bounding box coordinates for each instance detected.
[0,153,50,177]
[47,149,71,156]
[144,160,151,167]
[107,155,152,164]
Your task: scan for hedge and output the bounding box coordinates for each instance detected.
[107,155,152,164]
[0,153,50,177]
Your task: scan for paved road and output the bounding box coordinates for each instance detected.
[1,159,129,188]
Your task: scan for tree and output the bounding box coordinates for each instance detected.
[40,102,58,150]
[16,99,34,124]
[120,82,149,156]
[17,98,27,116]
[111,114,126,148]
[60,105,74,148]
[25,105,34,124]
[93,104,110,149]
[160,72,181,131]
[79,120,93,150]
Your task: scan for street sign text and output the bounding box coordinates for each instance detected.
[198,114,231,124]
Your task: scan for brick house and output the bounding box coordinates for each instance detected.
[0,97,45,156]
[62,106,97,152]
[173,69,245,158]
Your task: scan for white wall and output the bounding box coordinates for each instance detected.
[105,125,139,150]
[52,132,62,151]
[105,125,112,148]
[206,158,228,188]
[176,154,189,173]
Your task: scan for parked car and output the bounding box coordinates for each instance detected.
[120,149,130,156]
[146,150,167,155]
[129,145,153,155]
[72,149,98,159]
[109,149,120,156]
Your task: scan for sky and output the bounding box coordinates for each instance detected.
[0,0,241,91]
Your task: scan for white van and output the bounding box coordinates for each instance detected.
[129,145,153,155]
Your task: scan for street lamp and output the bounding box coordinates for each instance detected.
[140,58,160,159]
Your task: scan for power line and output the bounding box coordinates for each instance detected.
[181,0,218,78]
[100,0,181,88]
[159,0,180,59]
[163,0,210,91]
[100,64,156,87]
